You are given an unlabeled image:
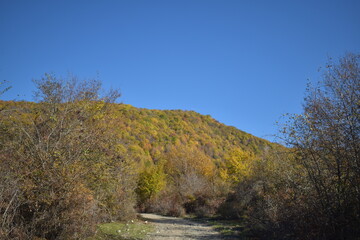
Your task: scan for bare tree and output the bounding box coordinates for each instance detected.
[284,53,360,239]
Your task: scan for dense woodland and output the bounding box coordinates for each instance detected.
[0,53,359,239]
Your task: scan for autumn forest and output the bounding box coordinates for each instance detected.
[1,54,359,239]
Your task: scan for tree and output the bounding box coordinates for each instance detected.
[219,148,256,184]
[0,73,128,239]
[284,53,360,239]
[0,80,11,96]
[135,162,166,207]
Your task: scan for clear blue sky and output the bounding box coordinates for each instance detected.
[1,0,359,141]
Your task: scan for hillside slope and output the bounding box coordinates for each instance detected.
[0,100,279,158]
[0,100,283,222]
[108,103,279,162]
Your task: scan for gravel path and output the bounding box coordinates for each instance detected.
[140,213,223,240]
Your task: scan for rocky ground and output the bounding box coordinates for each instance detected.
[140,213,224,240]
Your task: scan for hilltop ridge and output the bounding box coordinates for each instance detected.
[107,103,279,161]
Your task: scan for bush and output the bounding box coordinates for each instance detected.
[147,192,186,217]
[220,53,360,239]
[184,193,224,217]
[0,75,137,239]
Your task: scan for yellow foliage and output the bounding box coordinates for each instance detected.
[220,148,256,184]
[164,145,215,178]
[136,163,167,203]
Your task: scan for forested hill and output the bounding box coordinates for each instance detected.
[2,54,358,240]
[0,99,283,238]
[0,100,280,172]
[107,103,278,161]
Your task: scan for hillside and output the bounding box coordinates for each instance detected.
[0,99,283,238]
[2,56,358,240]
[0,100,279,167]
[107,103,279,162]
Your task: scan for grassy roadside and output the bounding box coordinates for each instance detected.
[89,219,154,240]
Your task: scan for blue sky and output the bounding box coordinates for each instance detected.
[1,0,359,141]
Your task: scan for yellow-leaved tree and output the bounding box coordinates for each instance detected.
[220,148,256,184]
[135,162,166,208]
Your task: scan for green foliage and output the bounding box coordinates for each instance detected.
[136,163,166,205]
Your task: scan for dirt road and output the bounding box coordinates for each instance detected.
[140,213,223,240]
